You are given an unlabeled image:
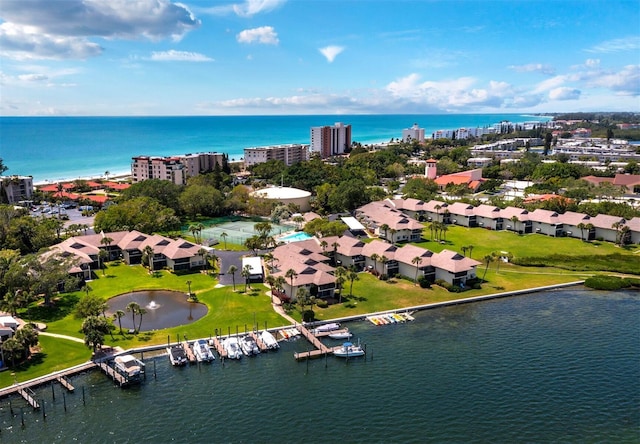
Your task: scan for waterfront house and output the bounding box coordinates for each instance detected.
[626,217,640,244]
[447,202,476,227]
[590,214,628,243]
[430,250,481,287]
[422,200,449,223]
[393,244,435,282]
[355,201,423,243]
[500,207,531,234]
[361,240,398,276]
[528,209,563,237]
[557,211,593,240]
[473,204,503,230]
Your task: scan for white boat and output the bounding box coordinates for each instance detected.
[192,339,215,362]
[114,354,145,381]
[333,341,365,358]
[240,335,260,356]
[223,337,243,359]
[328,330,353,340]
[311,322,340,334]
[167,345,188,366]
[259,330,280,350]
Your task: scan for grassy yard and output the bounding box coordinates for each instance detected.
[3,224,637,388]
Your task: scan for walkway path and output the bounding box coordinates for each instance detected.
[39,331,85,343]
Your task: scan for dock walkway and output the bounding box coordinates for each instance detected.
[96,361,127,386]
[249,331,268,352]
[210,337,227,358]
[182,341,197,363]
[294,324,341,360]
[56,375,75,392]
[18,387,40,410]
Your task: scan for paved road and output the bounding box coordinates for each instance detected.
[39,331,85,343]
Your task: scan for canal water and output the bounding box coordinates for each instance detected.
[1,288,639,443]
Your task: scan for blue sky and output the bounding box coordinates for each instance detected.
[1,0,639,116]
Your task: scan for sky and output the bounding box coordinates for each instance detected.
[0,0,639,116]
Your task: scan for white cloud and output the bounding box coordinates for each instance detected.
[233,0,286,17]
[549,87,581,100]
[319,45,344,63]
[587,64,640,96]
[585,58,600,68]
[586,36,640,53]
[0,0,200,59]
[236,26,279,45]
[508,63,555,76]
[149,50,213,62]
[532,75,568,93]
[0,23,103,60]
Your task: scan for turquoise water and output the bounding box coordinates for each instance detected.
[0,114,550,183]
[1,288,638,443]
[279,231,313,242]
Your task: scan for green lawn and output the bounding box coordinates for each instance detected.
[415,224,639,260]
[4,224,637,389]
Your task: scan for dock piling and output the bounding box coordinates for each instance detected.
[82,386,86,406]
[51,383,55,401]
[63,392,67,412]
[41,399,46,420]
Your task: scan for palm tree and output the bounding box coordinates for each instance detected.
[126,301,140,332]
[491,251,503,273]
[265,274,276,303]
[347,269,359,299]
[137,308,147,332]
[412,256,423,285]
[380,223,390,240]
[331,241,340,266]
[263,252,274,272]
[98,249,108,276]
[461,246,468,257]
[188,224,198,242]
[1,337,22,368]
[482,254,493,281]
[227,265,237,291]
[320,240,328,254]
[143,245,155,272]
[434,204,442,222]
[389,228,397,245]
[285,268,298,298]
[577,222,586,241]
[275,276,286,299]
[441,224,448,241]
[380,255,389,277]
[292,215,305,230]
[585,223,594,241]
[114,310,125,335]
[334,266,347,297]
[241,264,252,292]
[510,215,519,233]
[612,221,625,245]
[296,287,310,313]
[196,222,205,244]
[370,253,380,275]
[467,245,474,258]
[220,232,228,250]
[100,235,113,259]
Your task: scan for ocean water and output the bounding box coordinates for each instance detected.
[0,114,550,183]
[1,288,638,443]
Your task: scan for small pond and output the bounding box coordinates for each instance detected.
[106,290,207,331]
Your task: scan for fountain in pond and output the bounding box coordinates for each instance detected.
[106,290,207,331]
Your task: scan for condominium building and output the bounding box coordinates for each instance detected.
[244,144,309,167]
[310,122,351,158]
[0,175,34,204]
[402,123,425,142]
[131,152,224,185]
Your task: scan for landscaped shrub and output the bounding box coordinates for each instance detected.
[315,299,328,308]
[302,310,315,322]
[417,275,431,288]
[585,276,628,290]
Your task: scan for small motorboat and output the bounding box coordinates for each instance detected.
[328,330,353,340]
[311,322,340,334]
[192,339,215,362]
[333,341,365,358]
[114,354,145,381]
[240,335,260,356]
[167,345,188,366]
[223,337,243,359]
[259,330,280,350]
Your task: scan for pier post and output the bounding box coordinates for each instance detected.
[82,386,86,406]
[167,335,170,347]
[63,392,67,412]
[306,352,309,374]
[154,360,157,379]
[20,407,24,428]
[325,351,328,368]
[51,383,55,401]
[41,399,46,420]
[9,399,14,415]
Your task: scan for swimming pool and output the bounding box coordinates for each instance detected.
[280,231,313,243]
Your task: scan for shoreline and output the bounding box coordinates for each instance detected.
[0,280,584,395]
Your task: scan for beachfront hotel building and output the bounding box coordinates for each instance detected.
[244,144,310,167]
[310,122,351,158]
[402,123,425,142]
[131,152,224,185]
[0,175,34,204]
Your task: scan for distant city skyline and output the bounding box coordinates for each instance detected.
[1,0,639,116]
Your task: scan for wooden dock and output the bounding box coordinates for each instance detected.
[18,387,40,410]
[97,361,127,386]
[182,341,197,363]
[249,331,268,352]
[293,324,337,360]
[210,337,227,358]
[56,375,74,392]
[0,362,96,401]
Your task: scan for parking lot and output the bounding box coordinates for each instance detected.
[30,203,96,233]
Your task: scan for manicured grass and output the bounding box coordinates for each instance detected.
[415,224,639,261]
[310,264,589,322]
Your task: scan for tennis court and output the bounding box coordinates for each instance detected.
[187,218,294,246]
